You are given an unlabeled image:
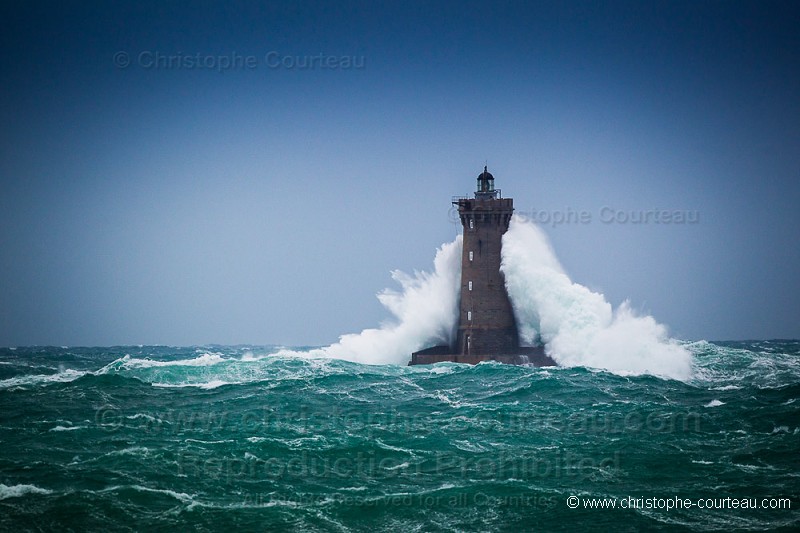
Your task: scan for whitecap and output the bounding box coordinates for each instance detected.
[105,446,150,457]
[0,369,87,390]
[452,440,487,452]
[119,353,227,369]
[433,390,465,408]
[373,439,413,453]
[0,484,53,500]
[240,351,261,361]
[127,413,158,422]
[705,399,725,407]
[283,436,326,449]
[735,464,774,473]
[50,425,83,432]
[711,385,741,391]
[152,380,235,389]
[126,485,195,503]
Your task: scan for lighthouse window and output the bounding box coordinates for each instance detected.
[469,251,473,261]
[469,218,474,229]
[467,311,472,321]
[468,281,473,291]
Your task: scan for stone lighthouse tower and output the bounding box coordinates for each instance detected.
[409,167,553,366]
[454,166,519,356]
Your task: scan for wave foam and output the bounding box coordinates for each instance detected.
[501,217,693,380]
[0,368,87,390]
[50,425,84,432]
[304,216,692,379]
[116,353,226,369]
[318,237,462,365]
[152,379,233,389]
[0,484,53,500]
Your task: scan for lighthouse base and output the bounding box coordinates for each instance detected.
[408,345,556,366]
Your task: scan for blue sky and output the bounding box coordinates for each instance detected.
[1,0,798,346]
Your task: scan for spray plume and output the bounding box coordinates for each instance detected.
[317,236,462,365]
[501,216,692,380]
[306,217,691,380]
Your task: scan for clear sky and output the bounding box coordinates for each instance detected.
[1,0,798,346]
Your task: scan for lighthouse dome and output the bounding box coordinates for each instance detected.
[476,165,496,195]
[478,167,494,181]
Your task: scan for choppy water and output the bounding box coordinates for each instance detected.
[0,341,798,531]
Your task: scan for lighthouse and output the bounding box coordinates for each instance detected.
[409,167,554,366]
[454,166,519,355]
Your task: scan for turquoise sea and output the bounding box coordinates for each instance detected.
[0,341,797,531]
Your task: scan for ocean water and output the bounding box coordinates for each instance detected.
[2,219,796,530]
[0,341,798,531]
